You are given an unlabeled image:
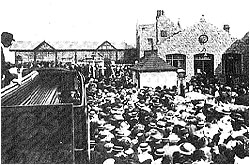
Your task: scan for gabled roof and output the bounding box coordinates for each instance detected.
[224,32,249,54]
[158,15,236,56]
[130,52,177,72]
[10,41,42,50]
[34,41,55,51]
[96,41,117,50]
[10,40,134,51]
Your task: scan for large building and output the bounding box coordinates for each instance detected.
[222,32,249,85]
[10,40,137,66]
[136,10,244,82]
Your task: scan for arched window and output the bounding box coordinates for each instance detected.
[166,54,186,69]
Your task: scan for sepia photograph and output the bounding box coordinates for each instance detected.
[1,0,249,164]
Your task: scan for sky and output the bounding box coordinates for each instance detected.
[1,0,249,45]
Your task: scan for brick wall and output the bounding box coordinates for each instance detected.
[137,24,156,58]
[157,18,236,81]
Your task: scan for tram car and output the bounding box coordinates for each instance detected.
[1,68,88,164]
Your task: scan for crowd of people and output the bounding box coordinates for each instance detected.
[86,66,249,164]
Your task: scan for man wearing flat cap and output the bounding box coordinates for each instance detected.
[1,32,16,88]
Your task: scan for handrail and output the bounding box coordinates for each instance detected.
[1,70,39,97]
[73,71,85,108]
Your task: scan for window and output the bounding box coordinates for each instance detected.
[161,30,168,37]
[166,54,186,69]
[147,38,153,45]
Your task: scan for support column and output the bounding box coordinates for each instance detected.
[55,51,58,65]
[75,51,77,64]
[15,52,17,66]
[34,51,37,65]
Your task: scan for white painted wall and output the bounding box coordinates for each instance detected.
[140,71,177,89]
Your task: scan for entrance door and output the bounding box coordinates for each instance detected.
[194,54,214,77]
[223,53,241,85]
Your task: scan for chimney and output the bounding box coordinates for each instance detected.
[223,24,230,33]
[156,10,164,19]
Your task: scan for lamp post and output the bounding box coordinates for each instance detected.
[177,68,186,97]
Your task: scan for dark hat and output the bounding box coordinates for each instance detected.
[180,128,189,135]
[192,150,206,161]
[1,32,15,46]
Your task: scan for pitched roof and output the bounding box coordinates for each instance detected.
[130,52,177,72]
[158,16,236,56]
[10,40,134,51]
[224,32,249,54]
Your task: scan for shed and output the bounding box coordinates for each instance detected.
[130,52,178,88]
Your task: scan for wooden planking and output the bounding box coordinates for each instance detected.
[1,104,74,164]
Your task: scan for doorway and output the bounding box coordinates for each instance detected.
[194,54,214,77]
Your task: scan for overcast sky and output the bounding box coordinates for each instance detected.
[1,0,249,45]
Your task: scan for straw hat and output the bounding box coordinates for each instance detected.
[154,148,165,157]
[162,136,169,143]
[215,106,231,115]
[103,124,115,131]
[179,143,196,155]
[104,142,114,149]
[125,148,134,155]
[103,158,115,164]
[139,143,150,151]
[197,120,205,128]
[90,140,96,149]
[157,121,166,128]
[113,114,124,121]
[149,122,157,128]
[112,145,124,152]
[168,133,180,144]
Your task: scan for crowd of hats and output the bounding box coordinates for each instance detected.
[86,69,249,164]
